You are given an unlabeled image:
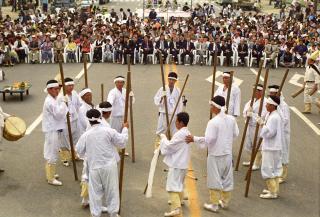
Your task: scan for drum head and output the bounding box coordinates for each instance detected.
[4,117,27,138]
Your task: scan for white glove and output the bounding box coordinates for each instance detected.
[246,111,253,117]
[129,91,134,97]
[255,116,264,126]
[63,95,69,103]
[161,90,167,97]
[129,91,135,104]
[160,133,167,140]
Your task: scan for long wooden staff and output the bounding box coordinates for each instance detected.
[100,83,104,103]
[244,68,269,197]
[58,54,78,181]
[235,62,263,171]
[160,55,171,139]
[119,55,131,214]
[210,52,218,119]
[225,71,234,114]
[128,55,136,163]
[247,68,290,177]
[167,74,190,131]
[84,54,88,88]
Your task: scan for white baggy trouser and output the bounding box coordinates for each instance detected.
[304,82,315,104]
[110,116,123,133]
[61,120,81,150]
[89,163,119,217]
[166,168,187,192]
[44,131,65,164]
[156,113,177,136]
[207,154,233,191]
[261,150,282,179]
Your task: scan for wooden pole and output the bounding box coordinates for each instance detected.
[244,68,269,197]
[119,55,131,214]
[225,71,234,114]
[209,52,218,119]
[235,62,263,171]
[58,54,78,181]
[160,55,171,139]
[84,54,88,88]
[100,83,104,103]
[167,74,190,130]
[127,56,135,163]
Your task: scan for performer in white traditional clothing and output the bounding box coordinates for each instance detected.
[214,71,241,117]
[60,77,82,167]
[76,109,128,217]
[160,112,191,217]
[257,95,284,199]
[154,72,183,149]
[42,79,68,186]
[107,75,131,156]
[268,85,290,184]
[78,88,94,134]
[0,106,10,172]
[302,51,320,114]
[242,84,267,170]
[186,96,239,212]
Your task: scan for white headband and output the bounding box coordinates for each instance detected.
[269,88,279,93]
[222,73,231,77]
[209,100,223,109]
[99,107,112,112]
[87,117,101,122]
[114,77,125,83]
[168,77,178,81]
[79,88,92,97]
[46,83,59,89]
[256,86,263,91]
[266,97,279,106]
[65,81,75,86]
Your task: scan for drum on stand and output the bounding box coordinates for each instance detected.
[3,117,26,141]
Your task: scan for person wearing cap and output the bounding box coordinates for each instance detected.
[214,71,241,117]
[154,72,183,149]
[0,106,11,173]
[42,79,68,186]
[78,88,94,134]
[302,51,320,114]
[186,96,239,213]
[60,77,82,167]
[256,95,284,199]
[76,109,129,217]
[242,84,267,170]
[28,35,40,64]
[160,112,191,217]
[268,85,290,184]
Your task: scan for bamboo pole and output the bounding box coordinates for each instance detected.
[235,62,263,171]
[58,54,78,181]
[100,83,104,103]
[128,56,136,163]
[209,52,218,119]
[225,71,234,114]
[118,55,131,214]
[244,68,269,197]
[160,55,171,139]
[84,54,88,88]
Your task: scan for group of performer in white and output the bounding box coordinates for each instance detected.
[0,53,316,217]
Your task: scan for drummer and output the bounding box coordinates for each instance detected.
[0,106,11,173]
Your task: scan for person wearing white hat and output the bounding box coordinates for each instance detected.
[59,77,82,167]
[153,72,183,149]
[242,84,267,170]
[42,79,68,186]
[256,95,284,199]
[78,88,94,134]
[76,109,128,217]
[0,106,10,173]
[186,96,239,213]
[214,71,241,117]
[302,51,320,114]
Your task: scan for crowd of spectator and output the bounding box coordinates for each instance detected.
[0,0,319,68]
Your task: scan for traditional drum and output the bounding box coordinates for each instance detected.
[3,117,26,141]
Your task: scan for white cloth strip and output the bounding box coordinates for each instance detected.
[65,81,75,85]
[46,83,59,88]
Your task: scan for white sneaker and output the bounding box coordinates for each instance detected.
[63,161,69,167]
[218,200,228,209]
[259,192,278,199]
[252,165,260,170]
[203,203,219,212]
[101,206,108,213]
[164,208,180,217]
[262,189,271,194]
[54,174,59,179]
[48,179,62,186]
[242,161,250,166]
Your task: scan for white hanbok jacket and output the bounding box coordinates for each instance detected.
[154,85,182,115]
[214,84,241,116]
[107,87,126,117]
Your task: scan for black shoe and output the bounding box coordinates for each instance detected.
[0,168,4,173]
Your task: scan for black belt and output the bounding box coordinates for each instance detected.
[306,81,315,83]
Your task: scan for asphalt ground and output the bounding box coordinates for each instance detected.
[0,62,319,217]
